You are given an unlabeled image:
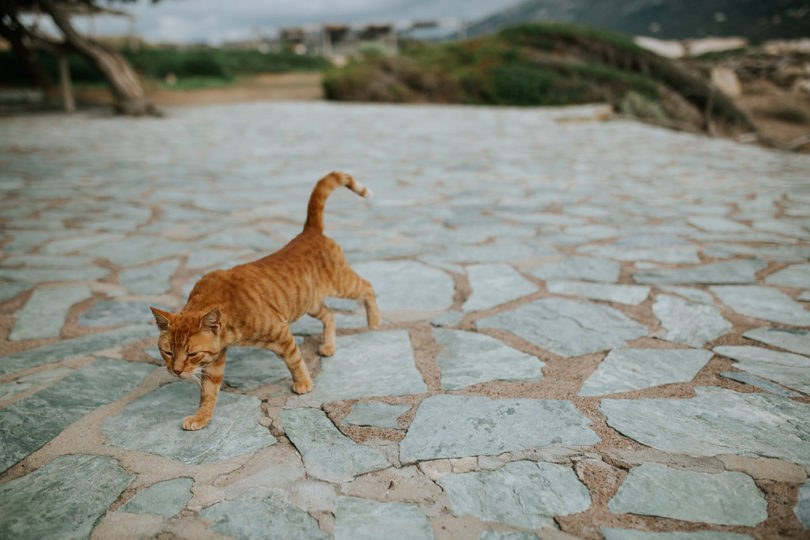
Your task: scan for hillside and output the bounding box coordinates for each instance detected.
[467,0,810,41]
[324,23,752,136]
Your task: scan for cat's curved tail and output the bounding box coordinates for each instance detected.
[304,171,371,233]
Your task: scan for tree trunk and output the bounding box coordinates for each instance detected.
[40,0,157,116]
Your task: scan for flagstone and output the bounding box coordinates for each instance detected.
[438,461,591,530]
[334,496,433,540]
[657,286,714,305]
[688,216,750,233]
[103,382,276,465]
[714,346,810,393]
[765,263,810,289]
[119,259,180,296]
[433,329,543,390]
[579,349,712,396]
[602,529,753,539]
[425,241,559,265]
[352,260,454,312]
[796,479,810,529]
[343,402,410,429]
[281,408,388,483]
[0,367,73,402]
[0,325,155,376]
[0,254,96,267]
[547,280,650,305]
[85,237,185,267]
[78,300,158,327]
[120,477,193,517]
[0,454,133,540]
[0,282,31,303]
[719,371,803,398]
[0,267,110,283]
[201,491,327,540]
[0,358,154,473]
[478,298,648,357]
[653,295,732,347]
[463,263,537,312]
[711,286,810,326]
[608,463,767,526]
[743,327,810,356]
[310,330,427,404]
[633,258,766,284]
[600,387,810,464]
[578,244,701,264]
[526,256,620,283]
[400,394,599,464]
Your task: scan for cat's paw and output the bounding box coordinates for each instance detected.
[318,343,335,356]
[293,379,313,394]
[182,415,210,431]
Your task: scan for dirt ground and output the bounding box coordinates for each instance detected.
[75,72,324,108]
[735,79,810,151]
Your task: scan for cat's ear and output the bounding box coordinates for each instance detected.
[200,308,222,334]
[150,307,173,331]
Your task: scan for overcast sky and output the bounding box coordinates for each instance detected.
[70,0,519,44]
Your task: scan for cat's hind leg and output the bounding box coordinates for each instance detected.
[309,302,336,356]
[262,325,313,394]
[336,266,380,329]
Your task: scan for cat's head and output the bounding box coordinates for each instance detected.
[150,307,223,379]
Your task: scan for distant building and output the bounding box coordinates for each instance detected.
[279,23,398,62]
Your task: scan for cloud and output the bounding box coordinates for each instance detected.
[85,0,517,43]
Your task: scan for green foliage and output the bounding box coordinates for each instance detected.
[0,47,329,86]
[323,22,753,132]
[764,105,808,124]
[124,48,328,79]
[498,21,646,54]
[620,91,668,122]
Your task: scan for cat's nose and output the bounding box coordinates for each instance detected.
[173,368,183,376]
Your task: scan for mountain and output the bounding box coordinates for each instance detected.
[466,0,810,41]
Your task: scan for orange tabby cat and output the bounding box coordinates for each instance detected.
[150,172,380,430]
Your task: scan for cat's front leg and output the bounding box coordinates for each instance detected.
[182,351,226,430]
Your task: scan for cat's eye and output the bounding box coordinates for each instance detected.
[187,352,200,359]
[161,349,173,357]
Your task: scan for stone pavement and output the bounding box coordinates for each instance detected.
[0,102,809,539]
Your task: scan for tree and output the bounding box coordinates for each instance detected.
[0,0,157,115]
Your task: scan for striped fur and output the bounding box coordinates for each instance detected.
[151,172,380,430]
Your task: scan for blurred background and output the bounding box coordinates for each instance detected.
[1,0,809,150]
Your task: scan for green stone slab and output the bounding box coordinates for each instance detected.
[103,382,276,465]
[602,529,753,540]
[120,477,193,518]
[433,328,543,390]
[0,325,155,376]
[0,454,133,540]
[281,408,388,482]
[600,387,810,465]
[608,463,767,526]
[400,394,599,464]
[201,492,327,540]
[0,358,154,473]
[477,298,647,357]
[438,461,591,530]
[334,496,433,540]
